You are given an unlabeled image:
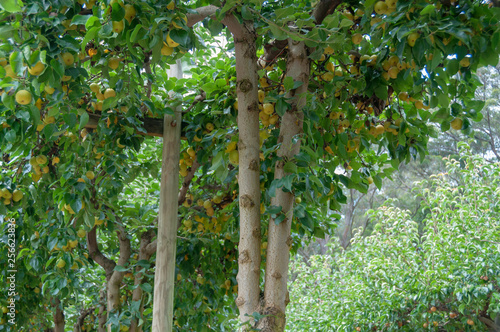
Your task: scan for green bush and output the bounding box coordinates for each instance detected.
[287,144,500,331]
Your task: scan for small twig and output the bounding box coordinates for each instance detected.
[183,90,206,114]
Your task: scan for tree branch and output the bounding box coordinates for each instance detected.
[178,159,200,205]
[187,5,219,27]
[86,227,116,278]
[115,222,132,268]
[313,0,344,24]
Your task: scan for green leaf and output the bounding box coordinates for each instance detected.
[374,85,388,100]
[29,256,41,272]
[85,16,100,29]
[339,19,353,28]
[71,15,92,26]
[1,92,15,111]
[283,76,294,91]
[420,5,435,15]
[140,283,153,293]
[130,24,144,43]
[169,29,189,47]
[114,265,128,272]
[283,162,297,174]
[81,27,99,52]
[268,23,288,40]
[373,174,382,189]
[274,214,286,225]
[29,105,41,125]
[275,98,289,116]
[0,0,23,13]
[0,25,15,39]
[275,7,294,20]
[79,111,89,129]
[111,3,125,21]
[5,129,16,142]
[267,205,282,215]
[241,6,253,20]
[9,50,23,74]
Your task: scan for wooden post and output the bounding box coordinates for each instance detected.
[152,60,183,332]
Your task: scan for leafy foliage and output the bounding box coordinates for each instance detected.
[0,0,499,330]
[288,144,500,331]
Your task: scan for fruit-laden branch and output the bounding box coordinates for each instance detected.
[178,159,200,206]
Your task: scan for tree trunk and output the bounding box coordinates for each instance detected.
[185,6,262,329]
[259,39,308,332]
[52,298,65,332]
[73,307,93,332]
[224,16,262,330]
[107,224,132,332]
[130,229,156,332]
[87,221,131,332]
[151,60,183,332]
[340,190,355,249]
[98,286,107,332]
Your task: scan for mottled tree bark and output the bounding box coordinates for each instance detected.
[52,298,65,332]
[258,39,308,332]
[130,229,156,332]
[224,15,262,330]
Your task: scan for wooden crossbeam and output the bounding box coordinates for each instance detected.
[86,113,165,137]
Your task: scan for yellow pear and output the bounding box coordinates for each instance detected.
[104,88,116,99]
[61,52,74,66]
[15,90,32,105]
[108,57,120,70]
[28,62,45,76]
[166,33,179,47]
[161,44,174,56]
[112,20,124,33]
[124,4,136,23]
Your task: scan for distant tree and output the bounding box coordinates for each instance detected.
[287,144,500,331]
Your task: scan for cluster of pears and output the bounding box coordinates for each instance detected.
[374,0,398,16]
[179,147,196,176]
[182,190,230,233]
[233,87,279,128]
[106,0,137,34]
[397,91,429,110]
[257,89,279,127]
[29,154,55,182]
[182,209,229,235]
[0,52,46,82]
[379,55,417,80]
[89,83,116,111]
[36,114,57,132]
[225,141,239,166]
[1,188,23,205]
[328,111,353,135]
[320,57,347,81]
